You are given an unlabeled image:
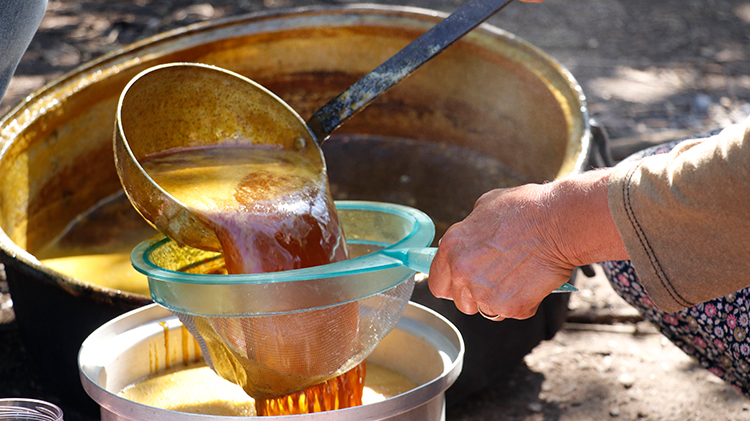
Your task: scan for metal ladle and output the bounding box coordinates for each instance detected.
[114,0,518,252]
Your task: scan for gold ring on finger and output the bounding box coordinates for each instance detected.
[477,305,504,321]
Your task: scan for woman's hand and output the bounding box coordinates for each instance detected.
[428,169,628,321]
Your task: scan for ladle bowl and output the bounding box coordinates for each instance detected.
[114,63,322,252]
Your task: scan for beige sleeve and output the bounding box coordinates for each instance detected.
[607,117,750,313]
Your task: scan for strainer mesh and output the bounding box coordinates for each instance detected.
[173,276,415,400]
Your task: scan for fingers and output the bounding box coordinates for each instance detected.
[429,241,562,321]
[427,243,453,300]
[429,231,486,315]
[428,247,481,315]
[477,298,543,321]
[454,286,482,315]
[428,184,568,321]
[430,255,542,320]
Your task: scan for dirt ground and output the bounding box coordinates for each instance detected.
[3,0,750,420]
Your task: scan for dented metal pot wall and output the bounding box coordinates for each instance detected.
[0,4,603,414]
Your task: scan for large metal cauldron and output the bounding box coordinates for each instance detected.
[0,4,605,415]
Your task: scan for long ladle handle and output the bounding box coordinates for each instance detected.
[306,0,516,143]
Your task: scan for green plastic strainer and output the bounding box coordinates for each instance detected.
[131,201,434,399]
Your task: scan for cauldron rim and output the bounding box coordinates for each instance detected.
[0,235,152,306]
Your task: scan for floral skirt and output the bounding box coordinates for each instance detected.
[601,134,750,396]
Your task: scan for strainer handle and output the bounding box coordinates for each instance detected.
[381,247,437,274]
[380,247,577,293]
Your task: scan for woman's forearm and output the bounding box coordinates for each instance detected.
[543,168,630,267]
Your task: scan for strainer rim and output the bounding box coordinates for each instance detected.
[131,200,435,285]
